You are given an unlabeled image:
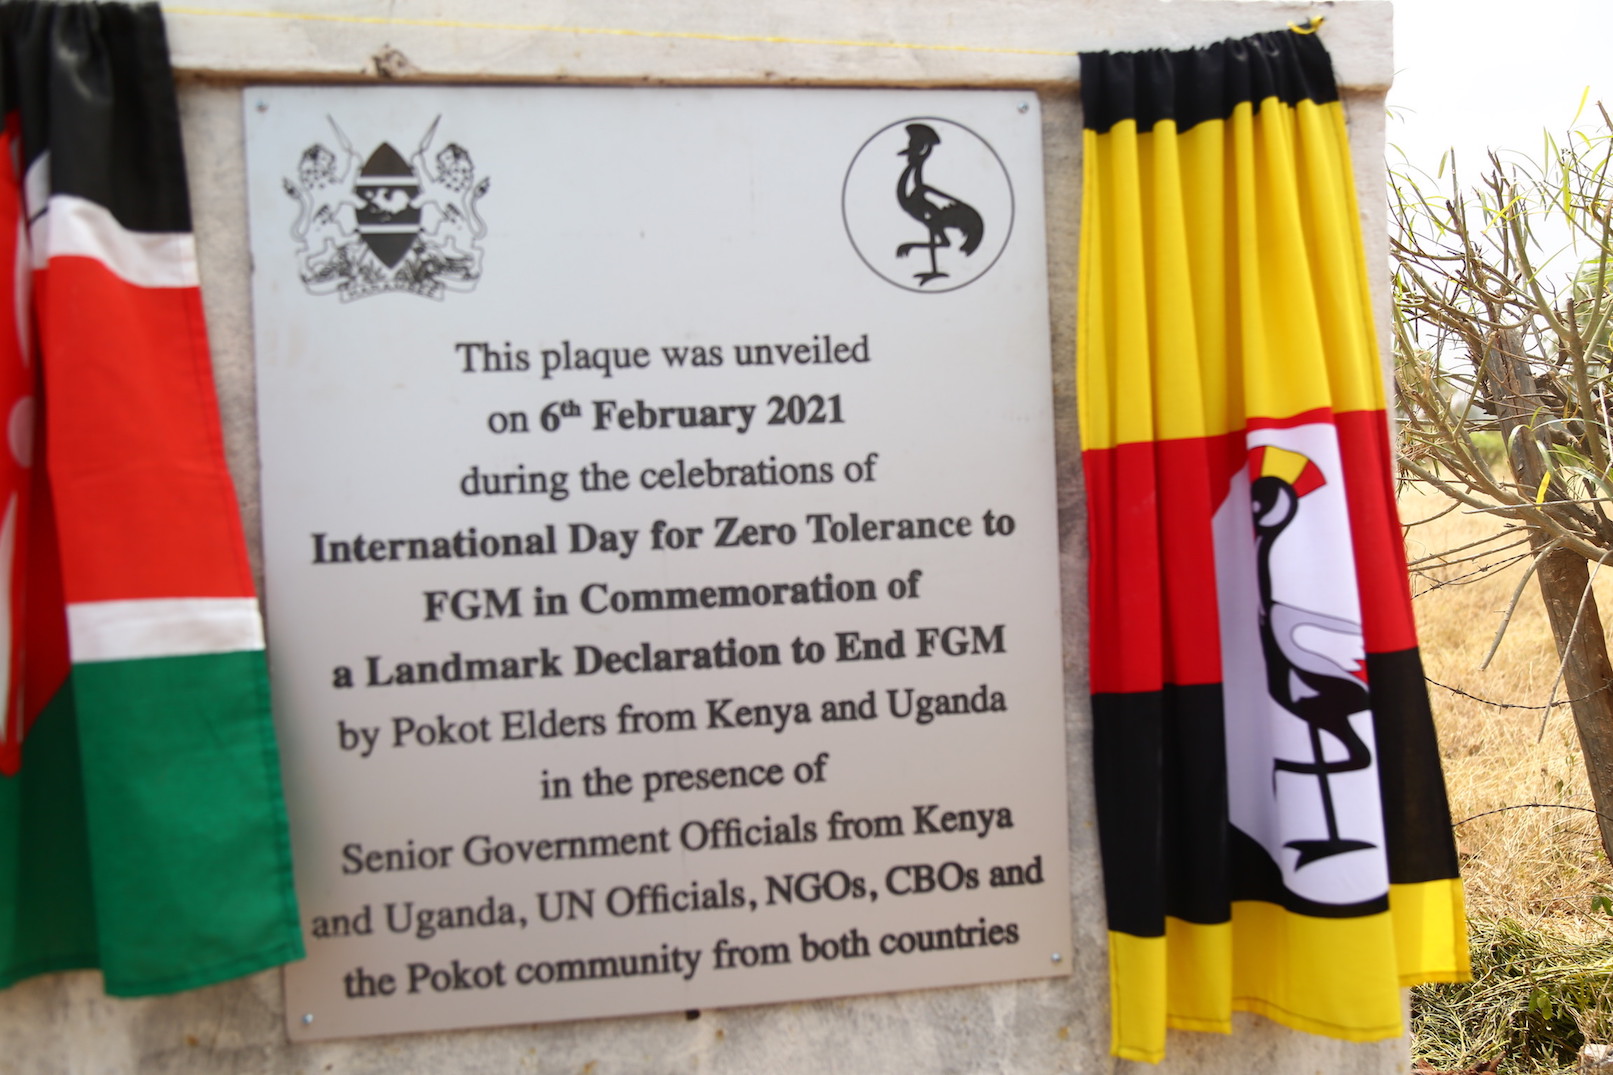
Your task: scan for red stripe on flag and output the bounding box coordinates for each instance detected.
[1085,441,1163,694]
[1085,408,1415,696]
[1337,408,1419,653]
[1156,435,1231,687]
[0,121,21,773]
[34,257,255,604]
[1085,437,1227,694]
[1244,407,1337,432]
[22,458,68,736]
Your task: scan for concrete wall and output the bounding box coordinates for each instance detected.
[0,2,1404,1072]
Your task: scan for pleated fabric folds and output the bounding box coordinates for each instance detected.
[0,1,303,996]
[1078,27,1467,1062]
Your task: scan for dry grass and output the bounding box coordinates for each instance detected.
[1401,482,1613,930]
[1412,917,1613,1072]
[1402,482,1613,1071]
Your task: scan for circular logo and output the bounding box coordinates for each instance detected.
[842,116,1014,293]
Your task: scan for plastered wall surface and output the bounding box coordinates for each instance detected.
[0,2,1406,1072]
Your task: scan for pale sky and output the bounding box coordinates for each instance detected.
[1386,0,1613,174]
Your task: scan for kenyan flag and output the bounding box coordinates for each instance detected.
[0,2,302,995]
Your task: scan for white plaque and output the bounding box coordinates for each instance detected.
[245,86,1070,1041]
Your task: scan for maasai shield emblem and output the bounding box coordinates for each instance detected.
[285,118,489,301]
[353,143,420,268]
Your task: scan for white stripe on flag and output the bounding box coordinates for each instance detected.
[29,191,198,288]
[23,152,48,225]
[68,598,265,663]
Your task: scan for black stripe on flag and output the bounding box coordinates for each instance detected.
[1093,683,1232,937]
[0,1,190,233]
[1081,27,1339,137]
[1368,647,1464,886]
[1095,667,1438,931]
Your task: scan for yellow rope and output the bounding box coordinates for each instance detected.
[161,5,1089,58]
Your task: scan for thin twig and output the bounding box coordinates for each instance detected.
[1455,803,1613,827]
[1481,538,1559,669]
[1409,534,1530,571]
[1415,551,1532,597]
[1426,675,1613,709]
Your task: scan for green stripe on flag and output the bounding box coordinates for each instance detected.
[71,649,302,995]
[0,680,99,988]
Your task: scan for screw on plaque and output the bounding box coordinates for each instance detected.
[301,1013,314,1025]
[1050,952,1063,964]
[1017,101,1030,113]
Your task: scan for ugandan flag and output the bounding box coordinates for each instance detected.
[1078,26,1467,1061]
[0,2,302,994]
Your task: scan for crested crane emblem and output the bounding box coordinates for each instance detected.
[1247,445,1375,868]
[1212,429,1390,908]
[842,114,1015,293]
[284,116,489,301]
[894,123,984,285]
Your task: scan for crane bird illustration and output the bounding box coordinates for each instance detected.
[1248,445,1377,868]
[894,123,984,285]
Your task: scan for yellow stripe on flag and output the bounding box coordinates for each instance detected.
[1391,877,1471,986]
[1106,878,1468,1060]
[1078,99,1385,452]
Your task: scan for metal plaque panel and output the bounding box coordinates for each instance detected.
[245,85,1069,1041]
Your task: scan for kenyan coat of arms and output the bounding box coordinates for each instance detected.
[284,116,489,301]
